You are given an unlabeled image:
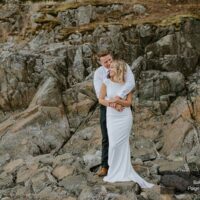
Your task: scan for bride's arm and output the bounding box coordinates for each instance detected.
[111,92,132,107]
[98,83,110,107]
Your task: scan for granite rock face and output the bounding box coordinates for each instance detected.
[0,0,200,199]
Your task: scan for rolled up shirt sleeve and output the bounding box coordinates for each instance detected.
[93,69,103,99]
[117,64,135,98]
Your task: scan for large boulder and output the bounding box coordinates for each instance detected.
[138,70,185,101]
[145,32,199,76]
[161,97,193,156]
[0,52,38,111]
[0,105,70,158]
[62,80,96,130]
[77,5,94,25]
[62,123,102,168]
[29,77,62,108]
[181,18,200,53]
[133,105,163,139]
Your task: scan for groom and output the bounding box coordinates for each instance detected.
[93,50,135,176]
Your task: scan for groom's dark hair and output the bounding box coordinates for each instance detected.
[97,50,113,59]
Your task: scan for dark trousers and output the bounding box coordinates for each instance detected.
[100,105,109,168]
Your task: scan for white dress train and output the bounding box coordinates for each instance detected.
[103,79,154,189]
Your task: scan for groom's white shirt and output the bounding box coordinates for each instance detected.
[93,64,135,99]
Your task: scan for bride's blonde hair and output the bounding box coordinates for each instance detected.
[111,60,127,84]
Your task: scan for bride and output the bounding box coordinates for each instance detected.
[98,60,154,189]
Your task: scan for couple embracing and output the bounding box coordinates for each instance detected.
[93,51,154,189]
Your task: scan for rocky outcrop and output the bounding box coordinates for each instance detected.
[0,0,200,199]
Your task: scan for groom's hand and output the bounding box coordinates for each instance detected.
[109,102,116,108]
[108,102,124,112]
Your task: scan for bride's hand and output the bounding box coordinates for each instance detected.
[115,104,124,112]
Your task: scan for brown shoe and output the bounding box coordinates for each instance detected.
[96,167,108,177]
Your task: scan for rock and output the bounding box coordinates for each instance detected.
[160,55,198,75]
[138,70,170,100]
[155,140,164,151]
[58,175,87,196]
[52,165,75,180]
[187,155,200,166]
[16,163,39,184]
[30,166,57,193]
[62,123,101,163]
[134,137,155,149]
[162,71,185,94]
[157,34,174,46]
[149,164,160,181]
[145,32,199,75]
[160,174,191,192]
[174,194,194,200]
[193,96,200,123]
[0,153,10,167]
[131,56,144,79]
[110,4,123,12]
[104,181,139,196]
[137,24,154,38]
[79,186,134,200]
[180,128,197,155]
[28,30,56,50]
[29,77,61,108]
[68,33,83,45]
[133,164,152,179]
[83,150,101,169]
[53,153,75,167]
[72,46,85,82]
[133,4,146,15]
[77,5,93,25]
[0,172,13,189]
[133,105,162,139]
[0,52,37,111]
[162,117,192,155]
[156,160,185,174]
[31,185,70,200]
[132,138,158,163]
[12,185,31,198]
[142,186,162,200]
[0,105,70,158]
[181,18,200,53]
[92,25,107,39]
[1,198,12,200]
[164,96,192,121]
[161,97,193,155]
[167,154,185,162]
[32,154,54,165]
[58,10,76,27]
[3,159,24,173]
[78,185,107,200]
[134,158,143,165]
[79,129,93,141]
[44,43,68,57]
[188,160,200,176]
[65,197,76,200]
[62,80,96,130]
[138,70,185,101]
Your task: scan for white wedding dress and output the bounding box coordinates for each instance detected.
[103,78,154,189]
